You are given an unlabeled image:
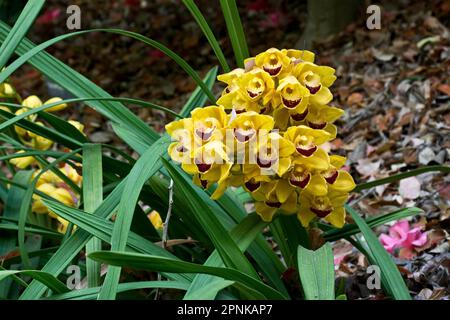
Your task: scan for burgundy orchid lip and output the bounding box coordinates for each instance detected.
[176,145,187,152]
[235,109,246,114]
[290,109,308,121]
[257,157,273,168]
[308,121,327,129]
[234,128,255,143]
[306,84,321,94]
[282,97,301,109]
[196,162,212,173]
[247,90,259,98]
[263,65,282,76]
[296,145,317,157]
[195,128,214,140]
[245,180,261,192]
[310,207,332,218]
[324,170,338,184]
[289,173,310,189]
[266,201,282,208]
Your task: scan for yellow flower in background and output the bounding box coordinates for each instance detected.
[43,97,68,112]
[0,82,16,98]
[9,150,36,169]
[148,210,163,230]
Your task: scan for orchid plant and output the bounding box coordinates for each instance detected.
[0,0,448,301]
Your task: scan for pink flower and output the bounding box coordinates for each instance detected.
[36,8,61,25]
[379,220,427,258]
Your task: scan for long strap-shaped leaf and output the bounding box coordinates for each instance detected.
[297,243,335,300]
[90,251,285,300]
[42,198,192,284]
[183,0,230,72]
[0,27,216,102]
[98,137,171,300]
[0,22,158,149]
[346,205,411,300]
[219,0,249,67]
[0,270,69,294]
[83,144,103,288]
[0,0,44,69]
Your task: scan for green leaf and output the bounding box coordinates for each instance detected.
[184,213,270,300]
[0,0,44,69]
[46,281,191,300]
[345,205,411,300]
[99,137,170,299]
[0,270,69,294]
[41,199,192,284]
[0,21,159,150]
[354,165,450,192]
[323,207,423,242]
[162,159,258,279]
[89,251,286,300]
[183,0,230,72]
[297,243,335,300]
[83,144,103,288]
[0,28,216,102]
[219,0,249,67]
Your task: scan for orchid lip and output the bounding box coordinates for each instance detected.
[306,84,321,94]
[289,173,310,189]
[324,170,338,184]
[308,121,327,129]
[176,145,187,153]
[290,109,308,121]
[263,65,282,76]
[195,128,214,140]
[196,162,212,173]
[245,180,261,192]
[310,207,332,218]
[235,109,246,114]
[234,128,255,143]
[282,97,301,109]
[296,145,317,157]
[247,90,259,98]
[257,157,273,168]
[266,201,282,208]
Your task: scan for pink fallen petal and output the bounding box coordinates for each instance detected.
[411,231,428,247]
[379,234,398,253]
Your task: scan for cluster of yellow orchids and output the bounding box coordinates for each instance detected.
[1,81,83,233]
[166,48,356,228]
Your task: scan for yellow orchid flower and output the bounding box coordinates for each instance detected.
[228,111,274,144]
[21,95,43,109]
[68,120,85,133]
[276,76,310,111]
[148,210,164,230]
[284,125,332,157]
[306,104,344,131]
[43,97,68,112]
[182,140,232,190]
[217,68,245,94]
[281,49,315,64]
[216,90,261,114]
[191,105,227,143]
[9,150,36,169]
[166,118,194,163]
[0,82,17,98]
[293,62,336,105]
[253,179,298,221]
[297,190,349,228]
[254,48,291,77]
[237,68,275,104]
